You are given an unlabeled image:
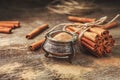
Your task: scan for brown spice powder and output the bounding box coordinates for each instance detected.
[53,32,73,42]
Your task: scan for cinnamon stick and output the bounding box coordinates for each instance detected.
[29,38,45,51]
[81,41,95,51]
[68,16,96,23]
[66,26,80,34]
[83,31,99,42]
[105,47,111,53]
[100,22,117,29]
[0,21,20,28]
[89,27,109,36]
[97,39,103,46]
[0,27,12,33]
[0,23,15,29]
[65,27,74,33]
[26,24,49,39]
[108,36,115,46]
[96,46,103,56]
[109,39,115,46]
[81,37,97,48]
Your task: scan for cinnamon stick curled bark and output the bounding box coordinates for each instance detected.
[66,26,80,34]
[96,46,103,56]
[81,41,95,51]
[0,21,20,28]
[0,23,15,29]
[68,16,96,23]
[81,37,97,48]
[100,22,117,29]
[26,24,49,39]
[29,38,45,51]
[0,27,12,33]
[83,31,99,42]
[89,27,109,36]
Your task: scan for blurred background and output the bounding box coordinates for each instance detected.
[0,0,119,20]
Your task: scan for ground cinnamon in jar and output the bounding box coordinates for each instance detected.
[53,32,73,42]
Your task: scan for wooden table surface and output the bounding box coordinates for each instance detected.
[0,0,120,80]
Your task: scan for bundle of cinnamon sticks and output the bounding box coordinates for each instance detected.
[65,16,117,57]
[0,21,20,33]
